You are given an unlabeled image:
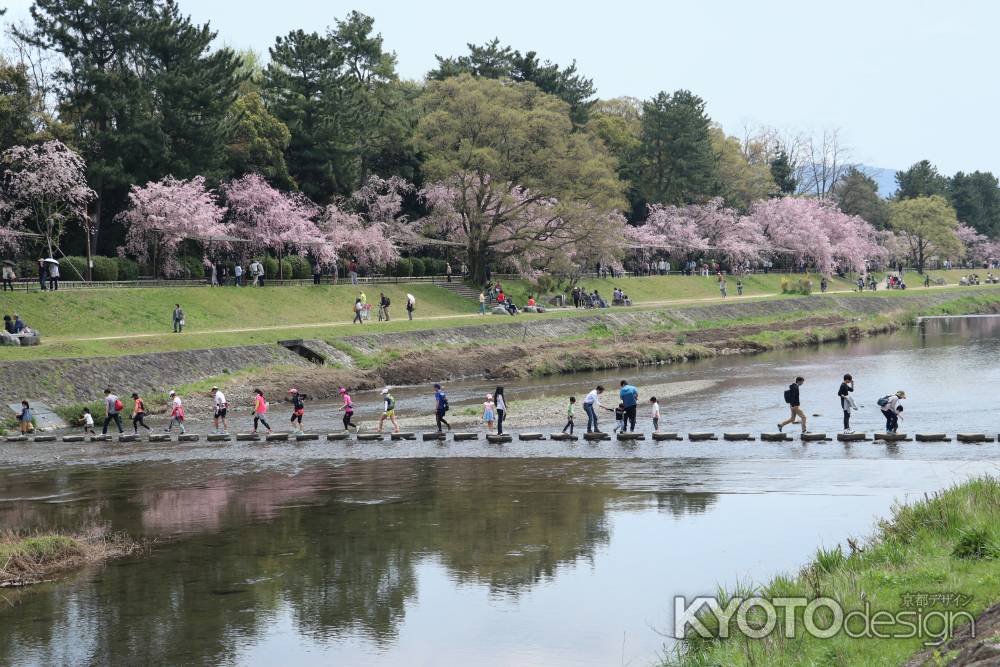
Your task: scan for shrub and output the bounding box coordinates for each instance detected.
[781,278,812,295]
[427,258,446,275]
[953,528,1000,560]
[393,258,412,277]
[58,256,88,281]
[280,258,294,279]
[177,256,206,280]
[287,255,311,279]
[410,257,425,277]
[90,256,119,281]
[116,257,139,280]
[263,256,279,278]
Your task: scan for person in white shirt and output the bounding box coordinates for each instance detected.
[880,390,906,433]
[211,386,229,433]
[47,262,60,290]
[582,385,612,433]
[166,390,185,434]
[234,263,243,287]
[649,396,661,431]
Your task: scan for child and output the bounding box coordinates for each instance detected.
[649,396,661,432]
[338,387,358,431]
[82,407,95,434]
[613,402,625,433]
[482,394,496,432]
[289,388,305,433]
[562,396,576,434]
[252,389,271,434]
[17,400,32,434]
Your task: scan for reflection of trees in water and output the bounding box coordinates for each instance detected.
[0,458,680,663]
[655,491,718,516]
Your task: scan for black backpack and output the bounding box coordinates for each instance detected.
[384,297,391,306]
[783,387,793,404]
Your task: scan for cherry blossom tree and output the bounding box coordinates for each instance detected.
[222,173,332,275]
[626,198,767,268]
[316,175,406,270]
[0,140,95,256]
[117,176,227,277]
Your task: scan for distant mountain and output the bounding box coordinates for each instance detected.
[856,165,898,199]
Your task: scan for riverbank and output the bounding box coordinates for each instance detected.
[0,530,145,588]
[665,476,1000,667]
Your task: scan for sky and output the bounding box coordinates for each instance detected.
[3,0,998,176]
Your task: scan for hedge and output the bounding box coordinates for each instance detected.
[410,257,425,277]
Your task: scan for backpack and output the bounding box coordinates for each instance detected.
[440,395,449,412]
[114,398,124,412]
[783,389,792,404]
[384,297,391,306]
[386,395,395,411]
[877,395,891,408]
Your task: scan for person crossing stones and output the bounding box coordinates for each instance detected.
[377,387,400,433]
[777,376,807,433]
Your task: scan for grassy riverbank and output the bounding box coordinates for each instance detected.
[665,476,1000,667]
[0,530,145,587]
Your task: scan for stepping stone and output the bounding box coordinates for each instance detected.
[836,432,870,442]
[390,432,415,441]
[583,432,610,441]
[760,432,792,442]
[688,432,717,441]
[618,432,645,441]
[874,432,911,442]
[723,432,754,441]
[62,435,85,442]
[453,432,478,441]
[915,433,951,442]
[518,432,544,441]
[422,432,448,441]
[178,434,200,442]
[90,435,112,442]
[486,434,512,444]
[149,434,171,442]
[237,433,260,442]
[4,435,27,442]
[652,432,682,441]
[207,434,231,442]
[296,433,319,441]
[801,432,830,442]
[118,434,139,443]
[327,432,349,441]
[549,433,578,441]
[957,433,993,443]
[266,433,289,442]
[357,433,383,441]
[33,435,57,442]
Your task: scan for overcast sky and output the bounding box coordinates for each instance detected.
[4,0,996,175]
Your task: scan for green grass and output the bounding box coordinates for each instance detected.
[0,535,82,565]
[666,477,1000,667]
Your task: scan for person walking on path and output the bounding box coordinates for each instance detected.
[446,262,453,283]
[482,394,496,432]
[172,304,184,333]
[619,380,639,432]
[234,263,243,287]
[16,401,32,434]
[777,377,807,433]
[719,278,727,298]
[879,390,906,433]
[252,389,272,434]
[562,396,576,434]
[102,388,124,434]
[838,374,857,433]
[406,294,415,320]
[353,298,363,324]
[37,258,47,291]
[82,408,95,434]
[47,261,59,290]
[378,292,390,321]
[312,262,322,285]
[130,393,151,434]
[1,263,14,291]
[479,291,487,315]
[339,387,358,431]
[495,386,507,435]
[210,387,229,434]
[649,396,661,432]
[434,383,451,432]
[736,279,743,296]
[582,385,611,433]
[377,387,400,433]
[289,388,305,434]
[166,391,185,434]
[349,260,359,285]
[820,277,829,293]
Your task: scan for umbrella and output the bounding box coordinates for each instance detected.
[2,260,14,266]
[406,293,415,304]
[43,257,59,265]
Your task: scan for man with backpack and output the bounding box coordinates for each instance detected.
[102,388,124,434]
[777,377,807,433]
[379,292,391,321]
[434,383,450,432]
[878,391,906,433]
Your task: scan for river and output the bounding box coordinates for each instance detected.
[2,316,1000,666]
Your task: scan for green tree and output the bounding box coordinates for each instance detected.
[710,126,776,209]
[586,97,642,219]
[895,160,949,200]
[428,38,597,125]
[414,75,624,282]
[833,167,890,229]
[0,60,35,148]
[638,90,718,206]
[948,171,1000,237]
[769,150,797,195]
[888,195,962,272]
[222,90,294,188]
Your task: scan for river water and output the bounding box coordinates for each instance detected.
[2,316,1000,666]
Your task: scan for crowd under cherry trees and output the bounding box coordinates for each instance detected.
[0,140,988,279]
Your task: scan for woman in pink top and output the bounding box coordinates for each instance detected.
[252,389,271,434]
[339,387,358,431]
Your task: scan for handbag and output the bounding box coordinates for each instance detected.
[180,318,185,326]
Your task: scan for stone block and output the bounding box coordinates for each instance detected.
[583,432,610,441]
[452,432,478,441]
[296,433,319,441]
[915,433,951,442]
[486,434,512,444]
[326,432,349,441]
[874,432,911,442]
[801,432,830,442]
[422,431,448,441]
[957,433,993,443]
[89,435,112,442]
[836,432,870,442]
[62,435,85,442]
[651,432,682,441]
[518,432,544,441]
[118,434,139,443]
[760,432,792,442]
[178,434,200,442]
[207,434,232,442]
[723,432,754,441]
[237,433,260,442]
[4,435,27,442]
[33,435,57,442]
[266,433,289,442]
[618,432,645,441]
[549,433,578,441]
[357,433,383,441]
[148,434,171,442]
[688,432,717,441]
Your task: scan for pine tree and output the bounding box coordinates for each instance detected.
[638,90,718,205]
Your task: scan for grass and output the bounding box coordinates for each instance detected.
[0,529,145,586]
[665,477,1000,667]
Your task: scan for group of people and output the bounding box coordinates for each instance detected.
[778,375,907,435]
[3,313,27,334]
[351,291,415,323]
[571,288,609,309]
